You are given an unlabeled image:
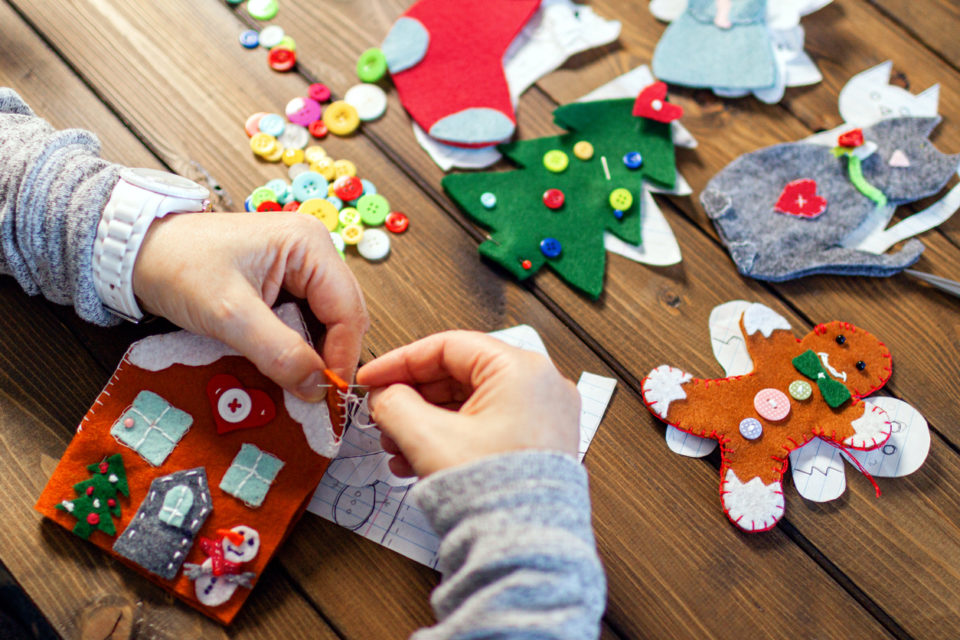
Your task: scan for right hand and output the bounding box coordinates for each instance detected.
[356,331,581,478]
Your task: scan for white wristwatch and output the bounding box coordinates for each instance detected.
[93,167,210,322]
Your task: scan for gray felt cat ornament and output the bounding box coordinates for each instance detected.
[702,117,959,280]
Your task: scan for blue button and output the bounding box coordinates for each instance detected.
[258,113,286,137]
[361,179,377,196]
[326,196,344,211]
[265,179,289,199]
[239,30,259,48]
[623,151,643,170]
[244,196,254,212]
[481,192,497,209]
[540,237,562,258]
[739,418,763,440]
[291,171,329,202]
[613,209,624,220]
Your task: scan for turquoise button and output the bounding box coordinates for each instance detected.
[258,113,285,137]
[291,171,328,202]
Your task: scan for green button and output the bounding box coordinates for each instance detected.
[273,35,296,52]
[357,48,388,83]
[609,188,633,211]
[250,186,277,208]
[357,193,390,226]
[543,150,569,173]
[789,380,813,401]
[338,207,362,227]
[247,0,279,20]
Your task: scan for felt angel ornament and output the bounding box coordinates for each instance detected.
[642,301,930,532]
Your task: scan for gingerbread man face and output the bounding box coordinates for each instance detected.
[799,322,892,398]
[642,303,896,532]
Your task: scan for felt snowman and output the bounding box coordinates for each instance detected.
[183,525,260,607]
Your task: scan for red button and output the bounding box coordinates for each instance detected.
[268,47,297,72]
[334,176,363,200]
[309,83,331,102]
[308,119,328,138]
[385,211,409,233]
[86,513,100,525]
[521,259,533,270]
[543,188,565,209]
[257,201,281,212]
[282,201,301,211]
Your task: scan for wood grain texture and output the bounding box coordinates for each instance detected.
[2,0,959,636]
[868,0,960,71]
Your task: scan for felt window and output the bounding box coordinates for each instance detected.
[158,485,194,528]
[111,391,193,466]
[219,443,285,508]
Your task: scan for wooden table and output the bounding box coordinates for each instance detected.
[1,1,958,638]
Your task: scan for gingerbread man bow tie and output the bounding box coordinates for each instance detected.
[792,349,852,408]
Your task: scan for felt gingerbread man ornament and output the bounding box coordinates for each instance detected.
[381,0,542,147]
[642,302,896,532]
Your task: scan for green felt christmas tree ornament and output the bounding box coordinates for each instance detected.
[442,83,682,298]
[56,453,130,539]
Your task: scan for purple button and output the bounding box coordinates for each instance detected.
[285,97,322,126]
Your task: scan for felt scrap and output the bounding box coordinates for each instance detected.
[219,443,285,508]
[702,117,960,281]
[206,374,277,435]
[56,454,129,539]
[111,391,193,466]
[442,95,677,297]
[183,525,260,607]
[642,301,900,532]
[36,303,337,624]
[774,179,827,218]
[112,468,212,580]
[792,349,851,408]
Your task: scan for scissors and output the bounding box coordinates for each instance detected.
[905,269,960,299]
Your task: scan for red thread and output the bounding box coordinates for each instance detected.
[822,439,882,498]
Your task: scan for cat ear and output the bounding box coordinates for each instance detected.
[914,115,943,138]
[914,84,940,117]
[850,60,893,89]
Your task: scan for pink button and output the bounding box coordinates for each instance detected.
[754,388,790,422]
[123,417,135,428]
[285,97,322,126]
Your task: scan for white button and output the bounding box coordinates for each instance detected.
[218,388,252,423]
[330,231,346,253]
[344,84,388,121]
[357,228,391,261]
[258,25,285,49]
[277,124,309,150]
[288,162,310,180]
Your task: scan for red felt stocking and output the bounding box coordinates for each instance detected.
[382,0,541,148]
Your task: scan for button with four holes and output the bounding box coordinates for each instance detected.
[291,171,328,201]
[543,150,569,173]
[258,113,285,137]
[334,176,364,201]
[357,228,391,261]
[323,101,361,136]
[357,194,390,226]
[356,48,388,83]
[609,187,633,211]
[539,238,562,258]
[267,47,296,72]
[298,198,339,230]
[285,97,322,126]
[543,188,565,209]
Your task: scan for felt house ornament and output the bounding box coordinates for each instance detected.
[642,301,929,532]
[36,304,345,624]
[442,84,681,298]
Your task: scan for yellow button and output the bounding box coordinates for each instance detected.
[340,224,364,245]
[250,132,277,157]
[543,150,569,173]
[298,198,339,230]
[323,101,361,136]
[304,145,327,164]
[609,187,633,211]
[333,159,357,178]
[311,156,336,181]
[327,182,338,198]
[338,207,362,227]
[263,145,285,163]
[573,141,594,160]
[282,148,305,166]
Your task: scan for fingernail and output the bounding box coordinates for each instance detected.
[295,371,326,403]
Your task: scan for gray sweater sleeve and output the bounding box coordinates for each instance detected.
[0,88,121,325]
[410,451,606,639]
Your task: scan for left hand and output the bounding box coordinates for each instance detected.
[132,212,368,401]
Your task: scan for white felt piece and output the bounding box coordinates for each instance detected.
[648,174,692,197]
[708,300,755,376]
[844,402,893,450]
[664,424,717,457]
[285,390,340,458]
[838,61,939,127]
[789,437,847,502]
[766,0,832,30]
[721,469,785,532]
[487,324,550,358]
[575,372,617,462]
[649,0,687,22]
[844,397,930,477]
[505,0,622,105]
[127,302,303,371]
[742,303,792,338]
[603,188,682,266]
[670,122,698,149]
[839,203,897,249]
[223,525,260,563]
[642,365,692,419]
[194,558,237,606]
[413,123,502,171]
[856,177,960,255]
[784,50,823,87]
[889,149,911,167]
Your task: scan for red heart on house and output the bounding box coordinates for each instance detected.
[838,128,864,148]
[774,179,828,218]
[206,374,276,435]
[632,81,684,123]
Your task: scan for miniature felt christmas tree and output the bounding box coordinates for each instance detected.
[56,454,129,539]
[442,83,681,298]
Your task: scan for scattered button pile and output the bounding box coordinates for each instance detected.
[238,23,297,72]
[244,97,407,262]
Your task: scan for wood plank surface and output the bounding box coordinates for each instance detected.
[868,0,960,70]
[1,0,958,637]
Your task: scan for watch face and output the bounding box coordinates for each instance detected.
[120,167,209,199]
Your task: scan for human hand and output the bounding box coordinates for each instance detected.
[133,212,368,401]
[357,331,580,478]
